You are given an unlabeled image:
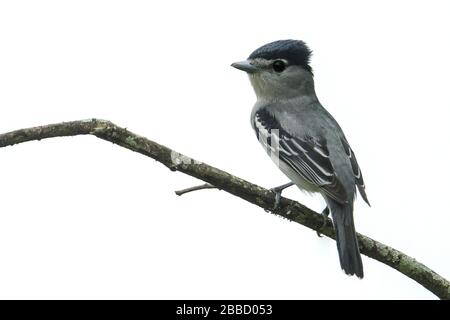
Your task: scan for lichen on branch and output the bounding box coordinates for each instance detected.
[0,119,448,299]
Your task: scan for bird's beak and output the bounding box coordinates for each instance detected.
[231,60,259,74]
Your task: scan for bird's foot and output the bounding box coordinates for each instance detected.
[270,182,294,210]
[316,206,330,237]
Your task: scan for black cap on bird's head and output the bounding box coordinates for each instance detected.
[248,40,313,73]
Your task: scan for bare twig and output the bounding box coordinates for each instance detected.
[175,183,217,196]
[0,118,448,299]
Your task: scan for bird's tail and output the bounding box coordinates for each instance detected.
[328,200,364,278]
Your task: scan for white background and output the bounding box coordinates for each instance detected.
[0,1,449,299]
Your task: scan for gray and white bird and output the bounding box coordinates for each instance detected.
[231,40,370,278]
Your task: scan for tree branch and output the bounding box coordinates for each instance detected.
[175,183,217,196]
[0,118,448,299]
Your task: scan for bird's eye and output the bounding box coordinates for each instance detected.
[272,60,286,72]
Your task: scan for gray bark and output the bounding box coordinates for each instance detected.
[0,119,448,299]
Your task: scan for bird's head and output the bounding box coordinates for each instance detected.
[232,40,315,100]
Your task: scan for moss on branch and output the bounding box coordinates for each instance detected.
[0,119,448,299]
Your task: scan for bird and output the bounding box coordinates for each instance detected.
[231,40,370,278]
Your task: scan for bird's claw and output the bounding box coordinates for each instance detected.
[269,182,294,210]
[270,188,282,210]
[316,206,330,237]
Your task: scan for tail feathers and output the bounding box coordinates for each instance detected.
[329,201,363,278]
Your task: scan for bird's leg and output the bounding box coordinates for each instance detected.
[316,206,330,237]
[270,182,295,210]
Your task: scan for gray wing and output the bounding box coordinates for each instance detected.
[254,109,348,204]
[340,137,370,206]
